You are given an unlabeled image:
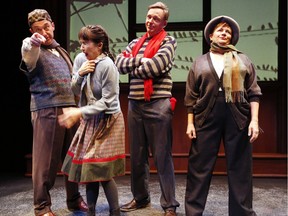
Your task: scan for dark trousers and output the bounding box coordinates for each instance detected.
[128,98,180,210]
[32,107,81,215]
[185,93,257,216]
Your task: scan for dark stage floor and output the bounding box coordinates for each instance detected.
[0,173,287,216]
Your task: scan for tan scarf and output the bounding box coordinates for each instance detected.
[131,29,167,101]
[210,42,246,103]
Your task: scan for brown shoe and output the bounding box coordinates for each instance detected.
[68,199,88,212]
[120,198,150,212]
[39,212,56,216]
[164,209,177,216]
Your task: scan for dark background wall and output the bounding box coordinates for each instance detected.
[3,0,287,176]
[3,0,68,174]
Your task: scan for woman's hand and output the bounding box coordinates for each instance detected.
[186,113,196,139]
[249,101,260,143]
[248,119,259,143]
[78,60,96,76]
[186,123,197,139]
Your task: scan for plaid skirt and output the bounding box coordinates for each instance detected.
[62,111,126,183]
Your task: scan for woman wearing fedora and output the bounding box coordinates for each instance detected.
[184,15,262,216]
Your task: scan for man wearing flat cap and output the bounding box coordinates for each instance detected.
[184,15,261,216]
[19,9,88,216]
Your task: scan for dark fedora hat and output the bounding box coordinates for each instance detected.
[204,15,240,45]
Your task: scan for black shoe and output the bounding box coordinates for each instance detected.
[120,198,150,212]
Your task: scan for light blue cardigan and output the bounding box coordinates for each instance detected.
[72,53,121,119]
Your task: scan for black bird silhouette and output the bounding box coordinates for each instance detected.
[261,24,265,30]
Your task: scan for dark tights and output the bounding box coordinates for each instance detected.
[86,179,120,216]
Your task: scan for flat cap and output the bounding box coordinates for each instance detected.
[28,9,52,27]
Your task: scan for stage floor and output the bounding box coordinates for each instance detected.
[0,174,287,216]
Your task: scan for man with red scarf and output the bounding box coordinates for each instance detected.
[115,2,179,216]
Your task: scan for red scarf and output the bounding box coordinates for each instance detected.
[131,29,167,101]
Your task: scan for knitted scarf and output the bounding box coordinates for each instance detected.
[210,42,246,103]
[131,29,167,101]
